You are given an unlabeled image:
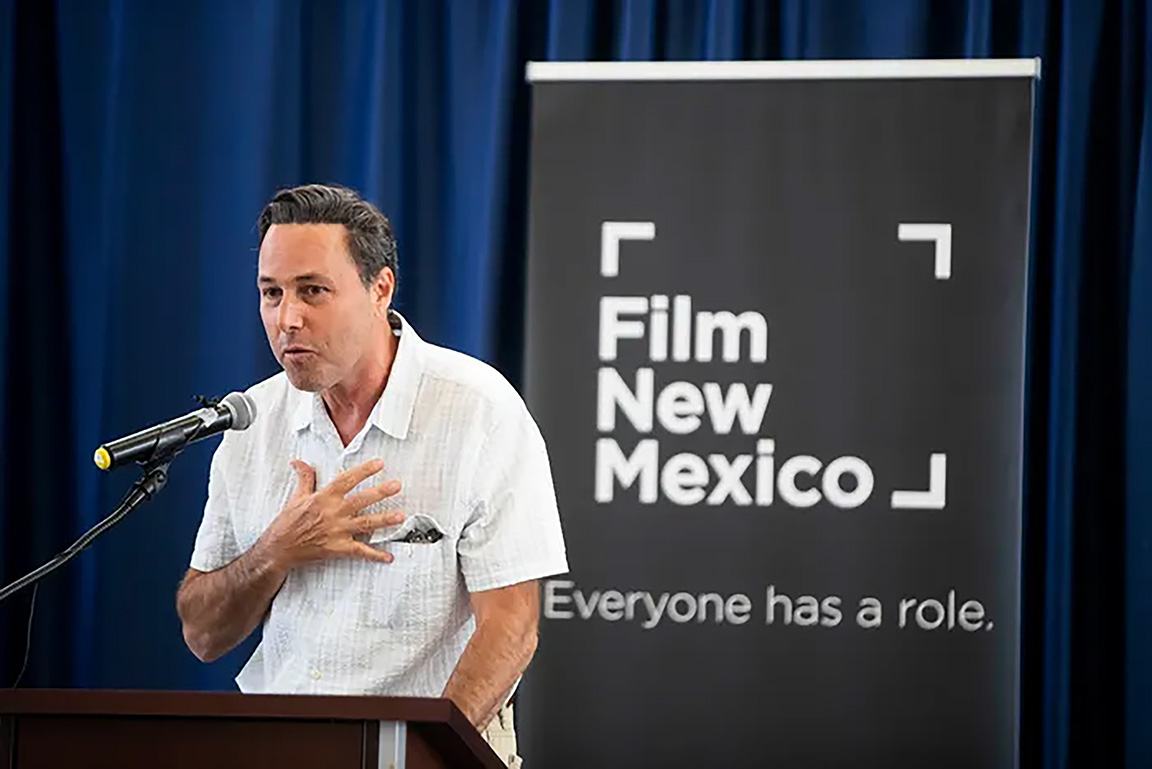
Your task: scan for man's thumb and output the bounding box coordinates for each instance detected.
[289,460,316,497]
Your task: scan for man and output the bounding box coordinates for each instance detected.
[176,184,567,767]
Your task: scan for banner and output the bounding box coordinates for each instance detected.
[520,60,1038,769]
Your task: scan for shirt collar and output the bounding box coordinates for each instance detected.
[288,310,424,440]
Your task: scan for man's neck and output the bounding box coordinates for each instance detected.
[322,327,399,447]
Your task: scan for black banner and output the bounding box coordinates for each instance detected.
[520,61,1037,769]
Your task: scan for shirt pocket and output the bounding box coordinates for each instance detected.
[362,539,455,627]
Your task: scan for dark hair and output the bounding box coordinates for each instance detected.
[258,184,399,289]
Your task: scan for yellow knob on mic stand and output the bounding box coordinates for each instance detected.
[93,447,112,470]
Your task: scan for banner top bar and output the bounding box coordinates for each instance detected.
[525,59,1041,82]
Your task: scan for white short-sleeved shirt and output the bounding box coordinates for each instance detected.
[189,312,568,696]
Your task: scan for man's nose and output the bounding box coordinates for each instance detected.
[278,295,305,331]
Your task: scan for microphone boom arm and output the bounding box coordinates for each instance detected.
[0,457,173,604]
[1,391,255,603]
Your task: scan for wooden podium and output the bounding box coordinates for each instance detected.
[0,689,506,768]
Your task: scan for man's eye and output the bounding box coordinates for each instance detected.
[302,285,327,297]
[261,287,282,300]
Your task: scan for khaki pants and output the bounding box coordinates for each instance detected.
[480,702,522,768]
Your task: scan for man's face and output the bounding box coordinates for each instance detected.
[258,223,391,392]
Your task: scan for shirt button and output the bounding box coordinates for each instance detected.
[310,669,322,681]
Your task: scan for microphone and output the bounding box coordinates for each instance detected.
[93,391,257,471]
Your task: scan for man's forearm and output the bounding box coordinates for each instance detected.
[176,538,290,663]
[442,618,537,729]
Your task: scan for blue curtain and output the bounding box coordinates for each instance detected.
[1,2,1148,767]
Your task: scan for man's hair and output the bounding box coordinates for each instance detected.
[258,184,399,289]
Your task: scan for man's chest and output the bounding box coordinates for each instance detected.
[230,428,473,554]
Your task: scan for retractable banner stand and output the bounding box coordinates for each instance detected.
[519,60,1038,768]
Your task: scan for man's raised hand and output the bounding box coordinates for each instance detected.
[260,458,405,568]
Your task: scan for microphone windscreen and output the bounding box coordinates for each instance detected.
[221,391,257,431]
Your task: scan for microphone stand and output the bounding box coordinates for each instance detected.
[0,396,229,603]
[0,457,174,603]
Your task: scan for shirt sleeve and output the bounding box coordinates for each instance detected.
[457,395,569,593]
[189,438,242,572]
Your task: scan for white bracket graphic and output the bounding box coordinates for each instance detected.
[891,453,947,510]
[898,223,952,279]
[601,221,655,277]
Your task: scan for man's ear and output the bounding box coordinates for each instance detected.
[372,267,395,317]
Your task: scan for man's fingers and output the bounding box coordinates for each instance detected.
[345,479,402,511]
[346,541,394,564]
[327,458,386,496]
[289,461,317,497]
[352,511,407,533]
